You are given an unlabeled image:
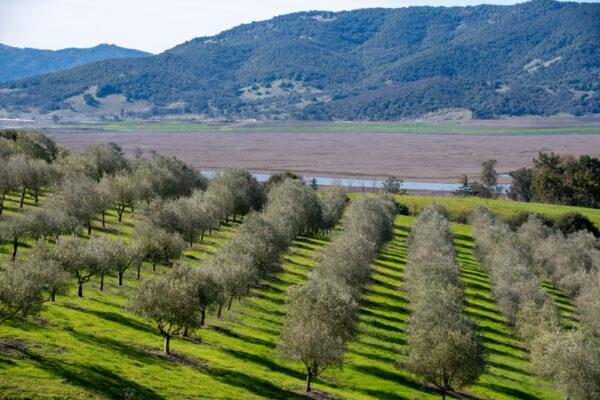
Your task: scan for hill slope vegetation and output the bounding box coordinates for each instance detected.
[0,44,150,82]
[1,0,598,120]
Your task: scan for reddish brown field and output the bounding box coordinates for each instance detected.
[49,130,600,182]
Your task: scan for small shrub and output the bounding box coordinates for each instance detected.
[554,212,599,237]
[395,202,409,216]
[506,212,553,231]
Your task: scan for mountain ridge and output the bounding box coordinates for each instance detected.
[1,0,598,121]
[0,43,151,82]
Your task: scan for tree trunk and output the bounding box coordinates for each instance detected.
[51,289,56,302]
[34,191,39,204]
[183,326,189,337]
[99,272,105,291]
[137,264,141,280]
[118,271,123,286]
[87,221,92,235]
[11,236,18,262]
[227,295,233,311]
[0,192,5,215]
[200,230,205,241]
[217,304,223,318]
[305,372,312,393]
[152,260,157,272]
[118,207,124,222]
[19,187,26,208]
[101,211,106,227]
[164,335,170,355]
[77,282,83,298]
[200,308,206,326]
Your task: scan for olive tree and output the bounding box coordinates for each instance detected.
[82,143,129,180]
[0,214,33,262]
[27,240,70,302]
[210,168,264,222]
[0,261,49,325]
[49,174,106,235]
[100,173,138,222]
[320,186,347,233]
[191,267,220,326]
[133,222,185,274]
[14,130,59,163]
[128,265,200,354]
[277,277,357,393]
[12,154,55,207]
[132,153,207,200]
[0,155,18,215]
[53,236,98,297]
[531,329,600,400]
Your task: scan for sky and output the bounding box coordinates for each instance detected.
[0,0,596,53]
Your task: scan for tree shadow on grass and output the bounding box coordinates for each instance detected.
[348,347,397,364]
[210,367,308,399]
[13,346,167,400]
[222,348,306,381]
[211,325,276,349]
[360,308,406,325]
[74,308,155,335]
[362,298,408,315]
[351,364,437,396]
[69,330,164,366]
[478,382,542,400]
[486,360,533,377]
[355,388,412,400]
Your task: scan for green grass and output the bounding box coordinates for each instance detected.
[394,195,600,228]
[45,120,600,135]
[1,194,588,399]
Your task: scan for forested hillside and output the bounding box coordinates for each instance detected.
[0,44,150,82]
[0,0,598,120]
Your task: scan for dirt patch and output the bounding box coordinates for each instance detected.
[49,130,600,183]
[0,338,27,358]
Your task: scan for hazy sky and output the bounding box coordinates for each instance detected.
[1,0,596,53]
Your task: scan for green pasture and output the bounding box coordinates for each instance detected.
[44,120,600,135]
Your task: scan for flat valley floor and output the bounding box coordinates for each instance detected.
[49,130,600,182]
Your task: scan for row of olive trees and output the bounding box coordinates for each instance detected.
[404,206,484,400]
[0,132,210,328]
[277,196,394,393]
[471,207,600,400]
[470,207,552,327]
[144,168,264,247]
[0,129,61,214]
[519,215,600,336]
[0,235,140,327]
[129,179,347,355]
[516,216,600,400]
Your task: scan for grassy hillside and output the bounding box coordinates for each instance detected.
[394,195,600,227]
[0,193,588,399]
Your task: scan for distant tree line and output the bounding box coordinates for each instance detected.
[509,152,600,209]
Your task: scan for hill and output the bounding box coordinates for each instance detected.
[0,43,150,82]
[0,0,598,120]
[4,190,598,399]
